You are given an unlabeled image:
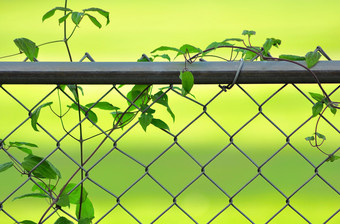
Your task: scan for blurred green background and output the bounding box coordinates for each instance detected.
[1,0,340,223]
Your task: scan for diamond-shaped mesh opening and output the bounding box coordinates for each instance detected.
[234,176,285,223]
[291,177,340,223]
[205,145,257,195]
[261,145,313,195]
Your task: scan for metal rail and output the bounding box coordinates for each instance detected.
[0,61,340,84]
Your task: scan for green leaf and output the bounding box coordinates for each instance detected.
[309,92,324,102]
[176,44,202,58]
[111,111,136,128]
[126,85,150,111]
[13,193,49,201]
[68,103,98,124]
[57,192,70,208]
[10,142,38,148]
[54,217,74,224]
[242,30,256,37]
[151,119,170,131]
[205,41,233,50]
[32,182,54,194]
[140,104,156,114]
[15,146,33,155]
[20,221,37,224]
[85,102,119,111]
[329,105,337,115]
[14,38,39,62]
[327,155,340,162]
[42,7,72,22]
[305,51,321,68]
[305,136,315,141]
[263,38,281,55]
[59,12,72,24]
[31,102,53,131]
[312,101,323,117]
[83,8,110,25]
[76,198,95,220]
[63,183,88,204]
[78,218,92,224]
[22,155,61,179]
[85,14,102,28]
[150,46,182,54]
[223,38,244,42]
[315,132,326,140]
[179,71,194,95]
[0,162,13,172]
[152,91,175,121]
[66,85,83,102]
[152,54,171,62]
[139,113,153,131]
[72,12,84,26]
[279,54,306,61]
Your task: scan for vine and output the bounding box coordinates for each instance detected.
[0,1,339,224]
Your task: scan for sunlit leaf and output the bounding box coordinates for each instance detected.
[22,155,61,179]
[85,102,119,111]
[152,54,171,62]
[0,162,13,172]
[13,193,49,201]
[279,54,305,61]
[71,12,84,26]
[42,7,72,22]
[151,119,170,131]
[312,101,323,117]
[54,217,74,224]
[242,30,256,37]
[76,198,94,220]
[327,155,340,162]
[85,14,102,28]
[57,192,70,207]
[309,92,324,102]
[315,132,326,140]
[150,46,182,54]
[19,221,37,224]
[139,113,153,131]
[83,7,110,25]
[59,12,72,24]
[305,51,321,68]
[179,71,194,95]
[305,136,315,141]
[31,102,53,131]
[63,183,88,204]
[14,38,39,62]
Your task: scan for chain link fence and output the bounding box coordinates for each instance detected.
[0,61,339,223]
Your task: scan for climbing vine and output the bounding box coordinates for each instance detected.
[0,1,339,224]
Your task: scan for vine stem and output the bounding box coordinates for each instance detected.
[314,107,330,156]
[38,85,152,223]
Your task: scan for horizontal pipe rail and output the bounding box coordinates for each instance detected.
[0,61,340,84]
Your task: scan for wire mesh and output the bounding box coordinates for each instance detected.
[0,68,339,223]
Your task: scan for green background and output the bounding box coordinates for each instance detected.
[0,0,340,223]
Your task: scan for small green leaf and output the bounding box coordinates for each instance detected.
[151,119,170,131]
[139,113,153,131]
[20,221,37,224]
[305,51,321,68]
[176,44,202,58]
[63,183,88,204]
[315,132,326,140]
[68,103,98,124]
[22,155,61,179]
[152,91,175,121]
[0,162,13,172]
[83,7,110,25]
[111,111,136,128]
[13,193,49,201]
[10,142,38,148]
[66,85,83,102]
[78,218,92,224]
[31,102,53,131]
[179,71,194,96]
[85,14,102,28]
[242,30,256,37]
[126,85,150,111]
[15,146,33,155]
[223,38,244,42]
[263,38,281,55]
[42,7,72,22]
[279,54,306,61]
[327,155,340,162]
[71,12,84,26]
[54,217,74,224]
[76,198,94,220]
[305,136,315,141]
[85,102,119,111]
[150,46,182,54]
[152,54,171,62]
[59,12,72,24]
[57,192,70,207]
[14,38,39,62]
[312,101,323,117]
[32,182,54,194]
[329,105,337,115]
[309,92,324,102]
